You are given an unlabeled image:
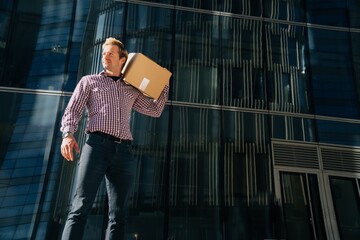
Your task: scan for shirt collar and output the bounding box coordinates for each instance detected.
[99,71,124,81]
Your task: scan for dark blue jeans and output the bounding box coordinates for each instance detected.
[61,133,136,240]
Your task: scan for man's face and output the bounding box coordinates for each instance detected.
[102,45,125,74]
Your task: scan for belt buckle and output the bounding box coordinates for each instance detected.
[114,139,122,144]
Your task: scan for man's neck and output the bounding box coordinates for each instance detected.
[105,70,121,77]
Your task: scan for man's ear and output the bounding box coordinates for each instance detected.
[120,57,127,65]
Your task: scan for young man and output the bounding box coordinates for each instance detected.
[60,37,169,239]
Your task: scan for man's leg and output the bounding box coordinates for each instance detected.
[105,143,136,240]
[61,135,108,239]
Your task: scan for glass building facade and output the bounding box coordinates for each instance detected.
[1,0,360,239]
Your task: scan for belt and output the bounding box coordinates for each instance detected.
[90,131,132,144]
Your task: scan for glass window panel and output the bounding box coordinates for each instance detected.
[112,8,125,35]
[171,106,220,146]
[221,18,265,109]
[349,0,360,28]
[0,1,14,10]
[266,24,312,113]
[308,28,359,118]
[131,108,169,146]
[241,29,253,60]
[128,115,169,240]
[2,194,26,207]
[125,4,172,73]
[316,120,360,147]
[305,0,350,27]
[13,223,31,239]
[272,115,286,140]
[126,4,172,37]
[0,91,62,239]
[330,177,360,239]
[166,106,221,238]
[222,110,273,239]
[282,73,292,103]
[280,172,325,240]
[271,34,282,64]
[288,37,298,67]
[307,174,327,240]
[127,215,164,239]
[24,194,39,205]
[231,68,244,100]
[168,206,221,240]
[168,155,221,237]
[174,0,263,16]
[352,32,360,109]
[173,11,219,104]
[140,0,172,3]
[271,115,316,142]
[95,13,105,40]
[33,222,47,240]
[15,157,39,168]
[263,0,305,22]
[223,111,269,144]
[0,0,86,91]
[0,206,23,218]
[235,0,262,16]
[0,13,10,40]
[0,226,16,240]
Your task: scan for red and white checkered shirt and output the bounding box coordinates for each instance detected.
[60,71,169,140]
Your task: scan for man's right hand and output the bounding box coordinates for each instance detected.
[61,135,80,161]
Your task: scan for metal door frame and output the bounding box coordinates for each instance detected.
[274,167,340,240]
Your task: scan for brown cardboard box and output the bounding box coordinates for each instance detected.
[121,53,172,99]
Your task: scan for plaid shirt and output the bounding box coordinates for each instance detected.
[61,71,169,140]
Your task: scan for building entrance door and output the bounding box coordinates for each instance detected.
[278,171,327,240]
[272,140,360,240]
[275,170,360,240]
[327,176,360,240]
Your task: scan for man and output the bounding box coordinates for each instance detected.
[60,37,169,239]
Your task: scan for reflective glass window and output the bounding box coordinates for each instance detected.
[280,172,327,240]
[222,112,272,238]
[131,108,170,145]
[118,110,170,239]
[142,0,172,3]
[95,13,106,41]
[264,0,305,22]
[223,111,269,144]
[125,4,172,72]
[348,0,360,28]
[172,10,219,104]
[0,13,10,41]
[13,224,32,239]
[352,32,360,109]
[0,1,13,10]
[330,177,360,239]
[0,0,86,91]
[173,0,262,16]
[307,28,359,118]
[265,24,312,113]
[306,0,350,27]
[222,18,265,109]
[168,106,222,239]
[271,115,316,142]
[317,120,360,147]
[0,91,62,239]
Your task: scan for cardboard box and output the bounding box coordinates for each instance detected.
[121,53,172,99]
